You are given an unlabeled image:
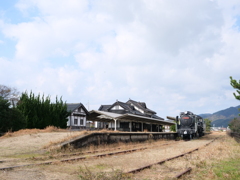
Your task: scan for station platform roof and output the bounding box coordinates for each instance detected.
[88,110,175,126]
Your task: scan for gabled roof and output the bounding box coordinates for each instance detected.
[98,105,112,111]
[126,99,156,114]
[101,100,148,116]
[107,100,133,112]
[66,103,89,115]
[98,99,163,120]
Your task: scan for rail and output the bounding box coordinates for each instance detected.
[125,138,218,178]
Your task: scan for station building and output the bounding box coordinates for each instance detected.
[88,99,175,132]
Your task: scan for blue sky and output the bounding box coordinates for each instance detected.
[1,0,240,119]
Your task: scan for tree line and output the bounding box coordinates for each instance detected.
[0,85,69,133]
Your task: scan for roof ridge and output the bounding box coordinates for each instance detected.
[66,103,81,104]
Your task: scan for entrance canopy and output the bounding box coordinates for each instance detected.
[88,110,175,126]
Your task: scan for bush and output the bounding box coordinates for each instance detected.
[229,118,240,133]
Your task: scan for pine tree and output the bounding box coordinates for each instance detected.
[230,76,240,100]
[229,76,240,133]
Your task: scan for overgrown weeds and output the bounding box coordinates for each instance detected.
[184,133,240,180]
[1,126,66,138]
[78,165,131,180]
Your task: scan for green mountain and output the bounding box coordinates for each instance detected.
[199,105,240,128]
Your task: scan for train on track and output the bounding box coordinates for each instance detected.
[168,111,206,140]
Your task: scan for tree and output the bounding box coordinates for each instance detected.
[229,77,240,132]
[230,76,240,100]
[0,84,20,107]
[17,91,69,129]
[170,122,176,132]
[0,96,26,133]
[204,118,211,132]
[229,118,240,133]
[0,97,10,132]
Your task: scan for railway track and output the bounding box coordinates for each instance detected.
[125,137,218,179]
[0,142,173,171]
[0,134,220,179]
[0,147,147,171]
[1,140,173,163]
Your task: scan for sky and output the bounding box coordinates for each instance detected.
[0,0,240,119]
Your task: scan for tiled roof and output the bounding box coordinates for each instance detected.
[98,99,162,120]
[66,103,89,114]
[126,99,156,114]
[116,101,133,111]
[98,105,112,111]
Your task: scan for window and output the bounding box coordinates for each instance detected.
[112,105,123,110]
[74,119,78,125]
[80,118,84,125]
[120,122,129,129]
[136,123,139,128]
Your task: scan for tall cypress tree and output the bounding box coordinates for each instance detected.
[17,91,69,129]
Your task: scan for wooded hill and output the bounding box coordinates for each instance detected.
[199,105,240,128]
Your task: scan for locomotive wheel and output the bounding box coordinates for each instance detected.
[196,132,200,138]
[183,134,191,140]
[190,134,192,140]
[193,133,197,138]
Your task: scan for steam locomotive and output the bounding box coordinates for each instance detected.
[177,111,206,139]
[168,111,206,140]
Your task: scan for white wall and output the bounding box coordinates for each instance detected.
[67,115,86,127]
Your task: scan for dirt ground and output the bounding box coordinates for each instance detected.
[0,130,86,158]
[0,131,230,180]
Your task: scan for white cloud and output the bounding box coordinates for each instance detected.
[0,0,240,118]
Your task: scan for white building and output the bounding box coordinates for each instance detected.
[67,103,89,130]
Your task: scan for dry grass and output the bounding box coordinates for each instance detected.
[45,137,170,160]
[0,133,232,180]
[43,129,124,151]
[1,131,237,180]
[74,136,212,176]
[131,132,240,179]
[1,126,67,138]
[1,127,168,160]
[0,127,120,152]
[186,133,240,180]
[0,129,88,158]
[78,165,131,180]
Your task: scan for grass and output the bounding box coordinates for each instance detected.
[94,163,110,170]
[30,128,123,150]
[1,126,67,138]
[9,153,43,159]
[126,132,240,180]
[78,165,131,180]
[184,133,240,180]
[2,130,239,179]
[192,158,240,180]
[212,158,240,180]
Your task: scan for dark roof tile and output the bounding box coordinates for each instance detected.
[66,103,89,114]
